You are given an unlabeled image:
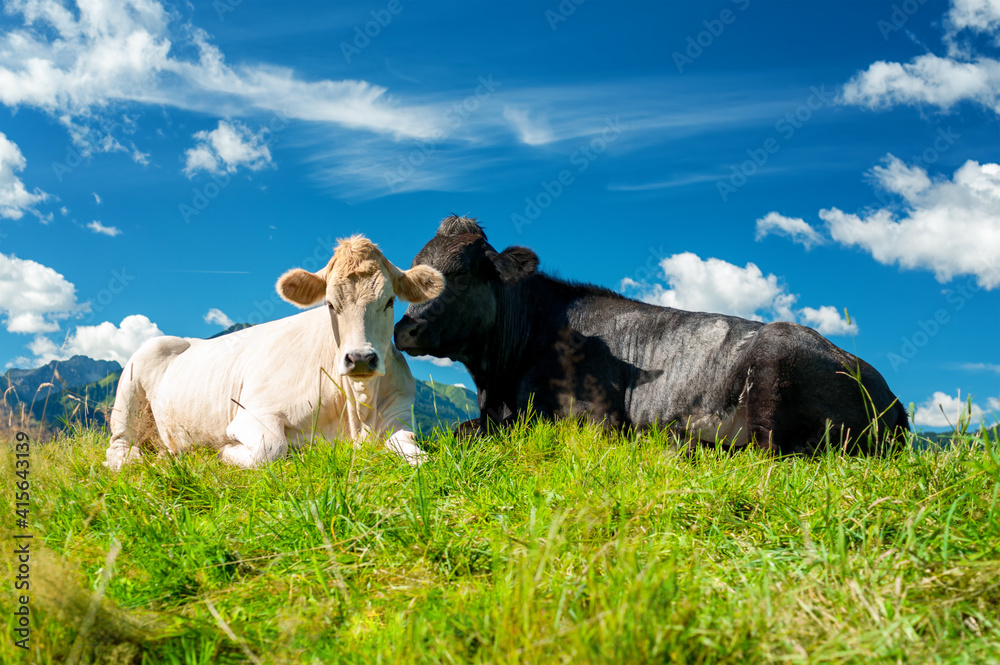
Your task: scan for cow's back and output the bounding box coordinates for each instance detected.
[564,296,764,429]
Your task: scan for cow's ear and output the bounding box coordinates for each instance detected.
[276,268,326,308]
[394,265,445,303]
[493,246,539,283]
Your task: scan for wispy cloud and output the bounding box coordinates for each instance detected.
[503,105,555,145]
[414,355,455,368]
[155,269,251,274]
[0,132,48,220]
[960,362,1000,373]
[608,173,722,192]
[309,80,810,197]
[87,220,122,237]
[755,212,826,250]
[0,0,445,158]
[204,308,235,328]
[0,0,853,202]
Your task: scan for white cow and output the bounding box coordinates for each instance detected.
[105,236,444,470]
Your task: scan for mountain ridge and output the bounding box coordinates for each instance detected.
[3,355,122,406]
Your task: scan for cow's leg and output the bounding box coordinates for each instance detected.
[106,365,150,471]
[385,428,426,465]
[220,411,288,469]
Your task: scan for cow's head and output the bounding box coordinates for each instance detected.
[277,235,444,378]
[394,216,538,363]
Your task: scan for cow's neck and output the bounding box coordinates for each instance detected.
[465,276,554,416]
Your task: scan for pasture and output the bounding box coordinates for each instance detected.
[2,423,999,664]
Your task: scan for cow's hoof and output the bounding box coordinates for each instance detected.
[403,450,428,466]
[453,420,484,438]
[105,446,143,471]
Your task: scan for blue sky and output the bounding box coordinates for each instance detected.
[0,0,997,429]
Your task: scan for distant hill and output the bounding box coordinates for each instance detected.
[2,356,121,408]
[208,323,254,339]
[915,425,999,449]
[412,380,478,434]
[28,369,122,428]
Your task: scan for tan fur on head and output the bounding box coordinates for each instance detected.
[329,235,383,280]
[277,235,383,308]
[276,234,444,306]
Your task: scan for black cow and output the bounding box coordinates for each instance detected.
[394,216,910,453]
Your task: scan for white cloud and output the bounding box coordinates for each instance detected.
[841,1,1000,114]
[948,0,1000,40]
[92,192,101,204]
[59,206,69,216]
[502,105,555,145]
[0,0,444,158]
[620,252,857,335]
[312,84,808,199]
[755,212,826,250]
[183,120,273,177]
[453,383,468,389]
[0,253,85,333]
[621,252,791,321]
[0,132,48,220]
[799,306,858,337]
[29,314,163,366]
[414,355,455,368]
[204,308,234,328]
[87,220,121,236]
[841,55,1000,114]
[913,390,1000,427]
[819,156,1000,288]
[960,362,1000,372]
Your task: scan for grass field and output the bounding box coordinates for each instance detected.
[2,423,999,664]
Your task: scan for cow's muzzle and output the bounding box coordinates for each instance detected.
[393,317,421,352]
[343,350,379,377]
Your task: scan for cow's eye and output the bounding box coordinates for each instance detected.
[326,300,334,310]
[384,297,395,311]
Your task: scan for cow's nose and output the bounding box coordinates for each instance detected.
[345,351,378,375]
[394,321,417,348]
